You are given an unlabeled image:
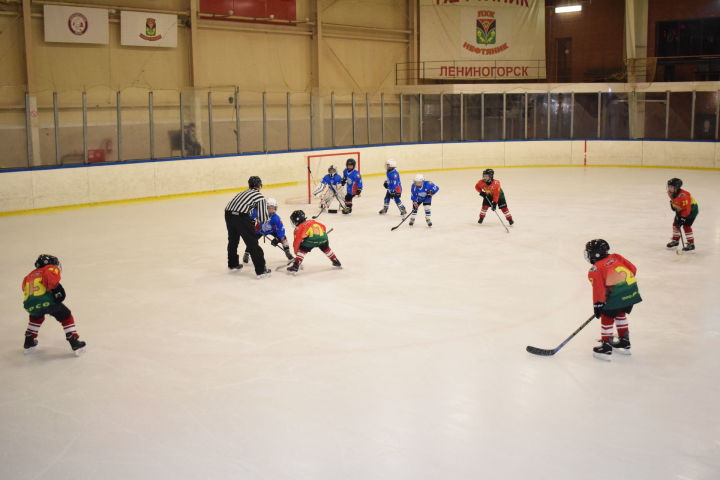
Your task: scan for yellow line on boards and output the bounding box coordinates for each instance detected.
[0,181,300,218]
[2,164,718,217]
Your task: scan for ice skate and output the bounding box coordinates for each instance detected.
[24,335,37,354]
[426,218,432,227]
[478,217,484,224]
[611,335,631,355]
[508,218,514,226]
[593,341,612,361]
[666,240,679,248]
[409,217,415,226]
[242,252,250,263]
[331,258,342,269]
[682,243,695,252]
[286,262,300,275]
[378,206,388,215]
[399,207,407,216]
[257,269,271,279]
[228,264,243,271]
[68,336,86,356]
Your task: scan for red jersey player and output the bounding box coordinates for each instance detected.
[585,240,642,360]
[474,169,514,225]
[666,178,699,252]
[21,254,86,355]
[286,210,342,274]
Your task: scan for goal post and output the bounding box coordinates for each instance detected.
[306,151,360,204]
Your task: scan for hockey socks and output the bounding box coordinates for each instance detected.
[25,315,45,340]
[61,315,80,341]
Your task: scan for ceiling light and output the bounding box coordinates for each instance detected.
[555,5,582,13]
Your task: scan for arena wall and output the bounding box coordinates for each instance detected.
[1,140,718,214]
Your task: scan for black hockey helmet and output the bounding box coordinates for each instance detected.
[248,176,263,189]
[328,165,337,174]
[290,210,307,226]
[346,158,356,169]
[483,168,494,179]
[584,239,610,264]
[667,178,682,196]
[35,254,60,269]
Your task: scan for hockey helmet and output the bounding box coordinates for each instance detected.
[346,158,356,169]
[35,254,61,270]
[266,198,278,209]
[290,210,307,226]
[328,165,337,174]
[584,239,610,264]
[413,173,425,184]
[385,158,397,169]
[667,178,682,196]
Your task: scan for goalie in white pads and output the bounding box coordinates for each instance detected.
[313,165,344,214]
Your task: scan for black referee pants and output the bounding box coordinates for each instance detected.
[225,211,266,274]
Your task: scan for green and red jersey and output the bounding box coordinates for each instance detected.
[22,265,61,314]
[293,219,329,253]
[587,254,642,310]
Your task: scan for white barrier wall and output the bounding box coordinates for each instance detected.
[1,140,719,213]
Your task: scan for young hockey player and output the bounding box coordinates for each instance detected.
[313,165,343,214]
[21,254,86,355]
[666,178,699,252]
[244,198,294,262]
[585,239,642,360]
[409,174,439,227]
[340,158,363,214]
[475,168,514,225]
[286,210,342,273]
[378,158,407,216]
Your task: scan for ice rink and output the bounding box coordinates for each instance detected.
[1,166,718,480]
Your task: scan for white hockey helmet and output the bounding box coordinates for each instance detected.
[385,158,397,168]
[266,198,278,208]
[413,173,425,183]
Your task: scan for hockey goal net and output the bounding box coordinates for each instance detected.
[305,151,360,204]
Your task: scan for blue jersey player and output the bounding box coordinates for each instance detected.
[244,198,294,262]
[378,158,407,216]
[313,165,343,212]
[409,174,439,227]
[341,158,363,214]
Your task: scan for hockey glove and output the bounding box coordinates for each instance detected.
[669,201,676,212]
[677,216,687,226]
[383,180,388,189]
[491,202,498,211]
[341,178,347,186]
[52,284,66,303]
[271,238,279,247]
[412,201,419,210]
[356,189,362,197]
[593,302,605,319]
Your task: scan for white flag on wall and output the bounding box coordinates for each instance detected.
[121,11,178,48]
[420,0,546,80]
[43,5,109,44]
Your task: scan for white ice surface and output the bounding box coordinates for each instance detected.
[1,167,719,480]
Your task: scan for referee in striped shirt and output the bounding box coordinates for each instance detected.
[225,176,271,278]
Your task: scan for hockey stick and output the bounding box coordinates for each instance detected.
[526,314,595,356]
[676,225,686,256]
[492,207,510,234]
[391,210,414,231]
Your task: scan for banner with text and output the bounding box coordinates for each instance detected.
[43,5,108,44]
[420,0,546,80]
[121,11,178,48]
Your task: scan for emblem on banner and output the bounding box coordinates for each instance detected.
[476,12,496,45]
[67,13,89,36]
[139,17,162,41]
